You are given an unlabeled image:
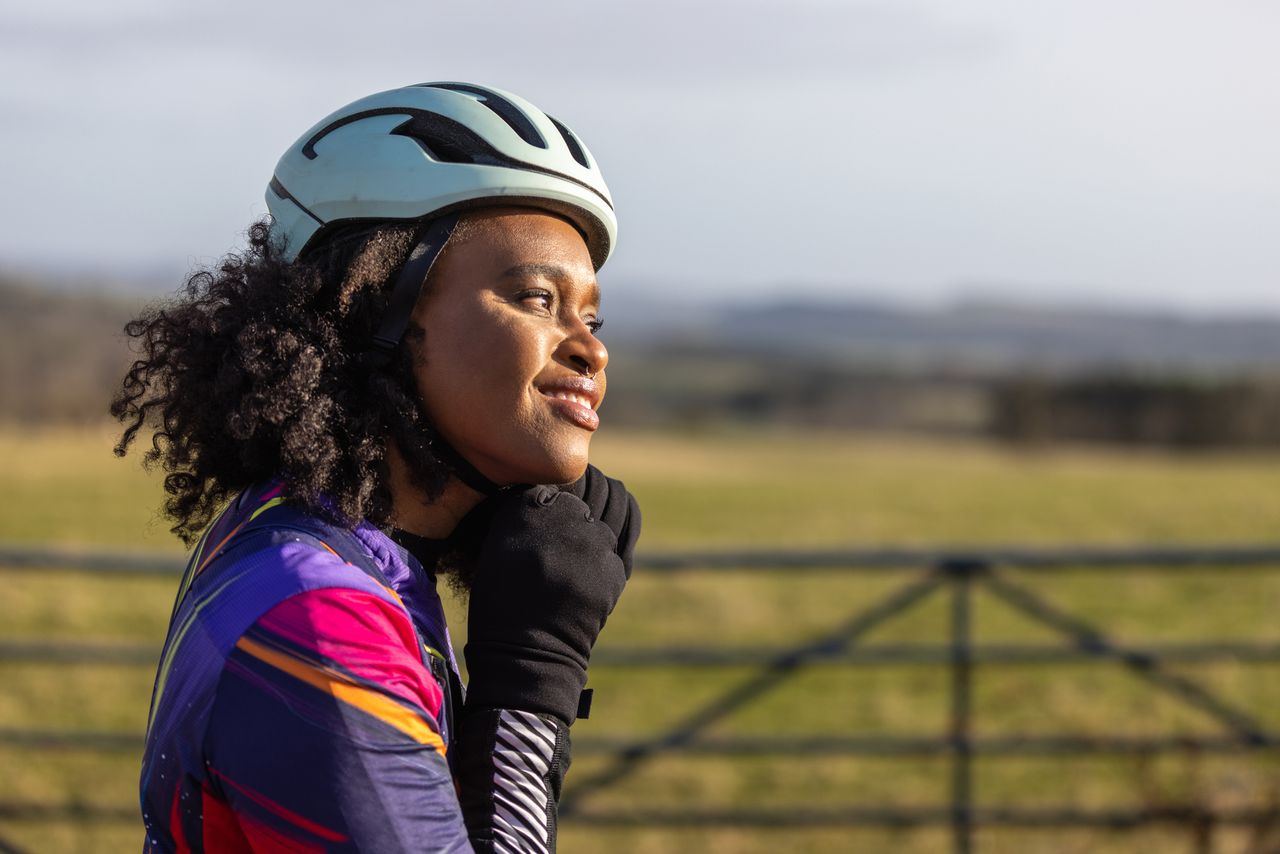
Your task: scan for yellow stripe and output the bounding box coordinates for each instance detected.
[235,635,446,757]
[186,525,213,584]
[247,496,285,523]
[147,568,248,730]
[152,496,288,726]
[169,504,226,619]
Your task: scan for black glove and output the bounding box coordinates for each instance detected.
[562,464,641,579]
[462,473,639,725]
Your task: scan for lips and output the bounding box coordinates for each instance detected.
[536,376,601,431]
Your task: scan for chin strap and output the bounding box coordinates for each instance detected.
[429,431,505,496]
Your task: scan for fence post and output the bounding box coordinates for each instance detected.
[945,559,984,854]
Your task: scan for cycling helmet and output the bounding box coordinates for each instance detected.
[266,82,616,269]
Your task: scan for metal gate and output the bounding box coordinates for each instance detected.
[2,544,1279,853]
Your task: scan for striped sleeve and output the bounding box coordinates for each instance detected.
[204,587,472,852]
[454,708,569,853]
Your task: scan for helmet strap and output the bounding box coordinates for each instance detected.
[364,213,505,496]
[429,430,506,496]
[367,213,461,363]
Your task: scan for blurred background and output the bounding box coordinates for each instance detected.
[2,1,1279,852]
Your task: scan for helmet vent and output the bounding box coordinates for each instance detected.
[426,83,548,150]
[390,112,507,166]
[302,107,493,160]
[548,116,590,169]
[388,111,614,211]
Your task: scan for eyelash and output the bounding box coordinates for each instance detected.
[518,289,604,335]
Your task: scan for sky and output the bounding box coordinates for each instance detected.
[2,0,1278,314]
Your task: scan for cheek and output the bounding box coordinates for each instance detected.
[416,313,546,427]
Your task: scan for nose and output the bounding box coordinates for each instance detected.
[559,317,609,377]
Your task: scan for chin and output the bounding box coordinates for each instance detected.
[478,437,590,487]
[547,456,589,486]
[526,449,589,487]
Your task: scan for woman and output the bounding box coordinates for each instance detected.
[114,82,640,853]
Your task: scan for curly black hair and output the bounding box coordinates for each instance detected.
[112,218,468,545]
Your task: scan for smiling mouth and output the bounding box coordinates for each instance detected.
[536,378,601,431]
[544,390,594,408]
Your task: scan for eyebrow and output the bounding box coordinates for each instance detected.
[502,263,601,305]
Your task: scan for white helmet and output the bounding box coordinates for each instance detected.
[266,82,616,268]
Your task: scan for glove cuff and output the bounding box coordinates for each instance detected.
[464,642,589,726]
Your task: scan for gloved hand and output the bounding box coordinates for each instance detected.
[562,464,641,580]
[462,469,640,725]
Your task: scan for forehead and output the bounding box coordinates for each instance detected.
[420,207,601,313]
[452,208,595,274]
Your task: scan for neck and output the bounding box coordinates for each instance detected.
[386,445,486,538]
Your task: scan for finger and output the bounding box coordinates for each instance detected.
[576,465,611,522]
[530,484,564,508]
[597,473,629,536]
[615,493,641,579]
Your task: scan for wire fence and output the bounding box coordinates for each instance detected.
[3,544,1280,853]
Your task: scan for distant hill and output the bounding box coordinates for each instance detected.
[605,295,1280,375]
[7,271,1280,429]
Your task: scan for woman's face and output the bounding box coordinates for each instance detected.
[408,208,608,487]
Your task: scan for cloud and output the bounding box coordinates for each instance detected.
[0,1,998,88]
[2,0,1276,313]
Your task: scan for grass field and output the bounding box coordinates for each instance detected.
[2,424,1280,853]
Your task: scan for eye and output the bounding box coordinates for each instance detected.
[517,289,553,313]
[585,316,605,335]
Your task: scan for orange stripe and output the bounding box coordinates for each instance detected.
[194,523,248,578]
[314,539,407,608]
[234,635,446,757]
[193,497,284,578]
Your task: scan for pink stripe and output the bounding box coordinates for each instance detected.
[255,589,444,720]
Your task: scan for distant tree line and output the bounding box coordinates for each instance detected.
[606,348,1280,449]
[0,278,141,424]
[990,375,1280,448]
[6,278,1280,450]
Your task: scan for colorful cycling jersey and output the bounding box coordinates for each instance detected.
[140,481,474,852]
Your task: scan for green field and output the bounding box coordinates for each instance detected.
[2,425,1280,853]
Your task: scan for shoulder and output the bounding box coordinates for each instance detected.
[190,519,402,627]
[245,586,444,718]
[172,517,423,697]
[204,523,444,718]
[213,586,447,756]
[199,587,461,849]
